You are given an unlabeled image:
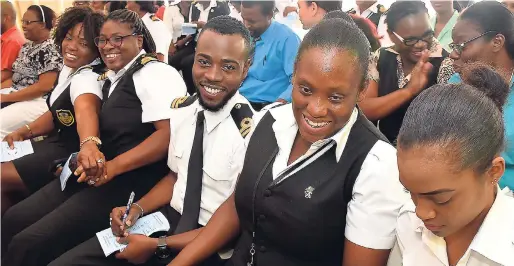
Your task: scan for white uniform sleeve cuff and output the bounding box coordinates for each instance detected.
[344,228,397,250]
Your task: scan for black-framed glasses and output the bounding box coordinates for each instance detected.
[21,20,43,26]
[94,33,138,48]
[392,31,435,46]
[448,31,497,55]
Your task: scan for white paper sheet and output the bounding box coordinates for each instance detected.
[182,23,198,35]
[96,212,170,257]
[59,152,78,191]
[0,140,34,162]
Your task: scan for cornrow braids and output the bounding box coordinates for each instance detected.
[106,9,156,53]
[53,7,105,58]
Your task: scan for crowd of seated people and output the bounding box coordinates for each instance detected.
[1,1,514,266]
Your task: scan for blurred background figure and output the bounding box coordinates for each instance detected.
[1,0,25,83]
[430,0,461,52]
[72,0,91,8]
[90,0,107,14]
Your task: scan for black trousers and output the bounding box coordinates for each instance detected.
[48,205,226,266]
[1,170,162,266]
[169,44,196,95]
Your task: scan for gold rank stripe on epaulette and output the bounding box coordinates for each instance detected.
[150,14,160,21]
[141,55,158,65]
[97,72,109,81]
[171,95,198,109]
[231,103,253,138]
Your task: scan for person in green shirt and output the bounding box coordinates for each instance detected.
[430,0,460,52]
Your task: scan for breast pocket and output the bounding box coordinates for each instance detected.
[252,51,281,81]
[202,151,239,200]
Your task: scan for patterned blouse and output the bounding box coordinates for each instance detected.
[368,38,455,88]
[11,39,62,91]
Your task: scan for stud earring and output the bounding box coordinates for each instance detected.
[492,179,498,185]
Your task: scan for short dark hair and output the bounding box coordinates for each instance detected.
[27,5,56,30]
[459,1,514,60]
[307,1,341,13]
[53,7,105,57]
[323,10,354,24]
[199,16,253,59]
[398,64,510,173]
[106,9,156,54]
[135,1,156,13]
[108,1,127,13]
[385,1,428,31]
[296,18,371,89]
[241,0,276,16]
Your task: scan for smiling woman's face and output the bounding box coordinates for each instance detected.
[292,47,364,144]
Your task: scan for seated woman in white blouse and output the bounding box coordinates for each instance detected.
[0,7,105,214]
[396,64,514,266]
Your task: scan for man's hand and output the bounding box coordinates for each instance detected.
[110,205,143,237]
[115,235,158,264]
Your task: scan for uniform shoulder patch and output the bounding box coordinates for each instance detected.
[231,103,253,138]
[171,95,198,109]
[150,14,161,21]
[141,54,158,65]
[97,71,109,81]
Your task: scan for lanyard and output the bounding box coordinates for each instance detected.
[247,140,333,266]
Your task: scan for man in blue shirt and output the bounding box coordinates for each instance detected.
[240,0,301,110]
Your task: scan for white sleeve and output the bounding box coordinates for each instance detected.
[134,62,188,123]
[150,21,172,58]
[69,71,102,105]
[163,6,175,36]
[344,140,410,249]
[244,109,268,147]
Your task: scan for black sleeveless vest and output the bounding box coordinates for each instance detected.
[376,49,448,143]
[230,110,388,266]
[99,54,168,177]
[45,65,103,150]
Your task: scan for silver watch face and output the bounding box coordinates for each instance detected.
[158,236,167,247]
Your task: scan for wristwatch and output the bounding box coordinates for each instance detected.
[155,236,171,259]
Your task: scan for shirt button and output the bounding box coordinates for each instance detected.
[263,189,272,197]
[260,246,267,253]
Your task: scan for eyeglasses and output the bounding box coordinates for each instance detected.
[94,33,138,48]
[392,31,434,47]
[448,31,497,55]
[21,20,43,26]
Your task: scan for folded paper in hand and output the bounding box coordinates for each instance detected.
[59,152,78,191]
[182,23,197,35]
[0,140,34,162]
[96,212,170,257]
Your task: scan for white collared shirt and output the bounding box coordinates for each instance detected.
[104,50,187,123]
[163,5,185,42]
[356,2,393,47]
[141,13,172,63]
[396,188,514,266]
[49,58,103,106]
[247,104,410,249]
[168,92,254,226]
[192,0,217,23]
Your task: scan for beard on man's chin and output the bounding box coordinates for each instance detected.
[197,85,238,112]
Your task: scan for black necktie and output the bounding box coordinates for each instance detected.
[174,111,205,234]
[102,79,112,104]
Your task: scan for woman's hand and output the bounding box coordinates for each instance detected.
[75,141,106,181]
[3,131,25,149]
[76,159,120,187]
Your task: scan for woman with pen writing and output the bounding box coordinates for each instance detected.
[1,9,187,266]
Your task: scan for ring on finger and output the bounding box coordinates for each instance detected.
[96,158,104,164]
[88,179,96,185]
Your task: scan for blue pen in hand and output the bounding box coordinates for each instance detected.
[122,191,135,227]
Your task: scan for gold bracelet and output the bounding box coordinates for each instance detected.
[80,136,102,149]
[25,124,33,138]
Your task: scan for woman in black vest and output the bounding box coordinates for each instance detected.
[170,18,408,266]
[1,9,187,266]
[0,7,104,214]
[359,1,454,144]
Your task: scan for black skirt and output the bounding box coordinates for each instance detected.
[12,135,71,193]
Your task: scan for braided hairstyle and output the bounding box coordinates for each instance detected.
[105,9,156,53]
[53,7,105,57]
